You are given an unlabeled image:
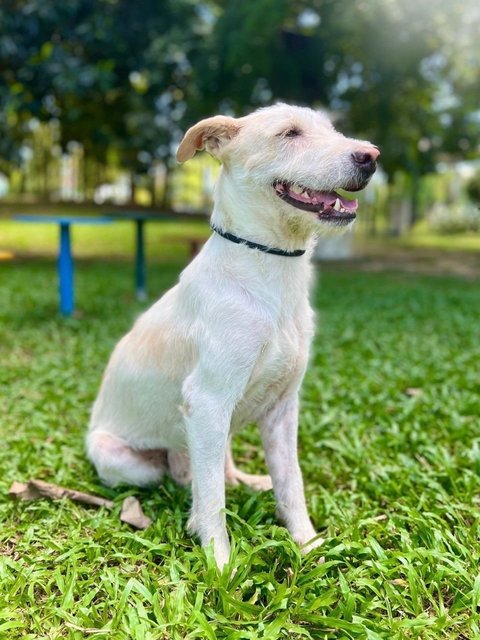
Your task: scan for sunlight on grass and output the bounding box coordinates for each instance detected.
[400,232,480,252]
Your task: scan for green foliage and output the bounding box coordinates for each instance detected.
[193,0,480,182]
[0,0,202,173]
[1,0,479,193]
[1,254,480,638]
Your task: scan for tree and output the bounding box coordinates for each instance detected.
[1,0,479,218]
[0,0,203,201]
[192,0,480,229]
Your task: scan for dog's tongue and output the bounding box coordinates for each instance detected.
[275,182,359,211]
[318,191,357,211]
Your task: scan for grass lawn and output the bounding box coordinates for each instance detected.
[1,246,480,638]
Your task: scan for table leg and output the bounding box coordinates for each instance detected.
[135,219,147,301]
[58,223,74,316]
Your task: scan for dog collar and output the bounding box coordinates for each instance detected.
[210,225,306,257]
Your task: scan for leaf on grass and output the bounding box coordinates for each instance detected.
[372,514,388,522]
[8,479,114,508]
[64,622,110,635]
[120,496,152,530]
[404,387,423,397]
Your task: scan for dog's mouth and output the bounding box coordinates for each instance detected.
[273,181,359,224]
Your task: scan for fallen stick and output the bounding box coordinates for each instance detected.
[9,479,152,530]
[9,479,114,508]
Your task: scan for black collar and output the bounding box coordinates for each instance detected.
[210,225,306,257]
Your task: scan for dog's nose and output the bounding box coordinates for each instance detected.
[351,147,380,174]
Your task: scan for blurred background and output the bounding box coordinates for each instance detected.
[0,0,479,261]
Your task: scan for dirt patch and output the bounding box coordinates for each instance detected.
[319,247,480,279]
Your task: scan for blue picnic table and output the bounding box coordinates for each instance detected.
[104,211,183,302]
[13,211,207,316]
[14,214,113,317]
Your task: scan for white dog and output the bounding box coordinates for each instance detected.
[86,104,379,568]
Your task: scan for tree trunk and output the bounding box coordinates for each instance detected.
[19,169,27,195]
[159,164,172,210]
[81,152,88,200]
[42,150,50,200]
[149,169,156,208]
[409,171,420,228]
[313,234,353,261]
[129,171,137,205]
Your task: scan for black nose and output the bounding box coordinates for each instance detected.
[351,151,377,174]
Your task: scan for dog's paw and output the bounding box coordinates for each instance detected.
[226,469,273,492]
[293,531,325,554]
[213,542,231,571]
[301,536,325,554]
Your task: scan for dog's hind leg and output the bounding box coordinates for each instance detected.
[166,443,273,491]
[224,439,273,492]
[167,449,191,486]
[260,395,323,553]
[86,430,168,488]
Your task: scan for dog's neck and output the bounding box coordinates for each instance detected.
[197,168,316,315]
[201,231,314,317]
[210,169,317,254]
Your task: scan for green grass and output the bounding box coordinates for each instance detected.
[1,250,480,638]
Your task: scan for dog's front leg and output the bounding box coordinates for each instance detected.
[260,395,323,553]
[184,397,230,568]
[182,332,264,569]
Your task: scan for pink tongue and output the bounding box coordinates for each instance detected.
[338,195,358,211]
[319,191,358,211]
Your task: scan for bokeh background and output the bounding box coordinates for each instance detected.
[1,0,479,246]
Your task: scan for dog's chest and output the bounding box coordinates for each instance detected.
[233,317,310,426]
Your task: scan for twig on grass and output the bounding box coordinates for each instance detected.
[9,479,114,507]
[9,479,152,530]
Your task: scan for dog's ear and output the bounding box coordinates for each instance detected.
[176,116,240,163]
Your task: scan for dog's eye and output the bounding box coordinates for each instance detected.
[284,128,301,138]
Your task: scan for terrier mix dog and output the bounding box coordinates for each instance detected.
[87,104,378,568]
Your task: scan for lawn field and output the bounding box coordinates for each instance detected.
[1,252,480,638]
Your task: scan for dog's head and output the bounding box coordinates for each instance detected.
[177,104,379,232]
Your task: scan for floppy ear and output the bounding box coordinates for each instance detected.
[176,115,240,163]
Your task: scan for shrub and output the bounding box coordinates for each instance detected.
[427,202,480,234]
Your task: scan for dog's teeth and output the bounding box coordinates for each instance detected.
[333,198,341,211]
[291,185,303,195]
